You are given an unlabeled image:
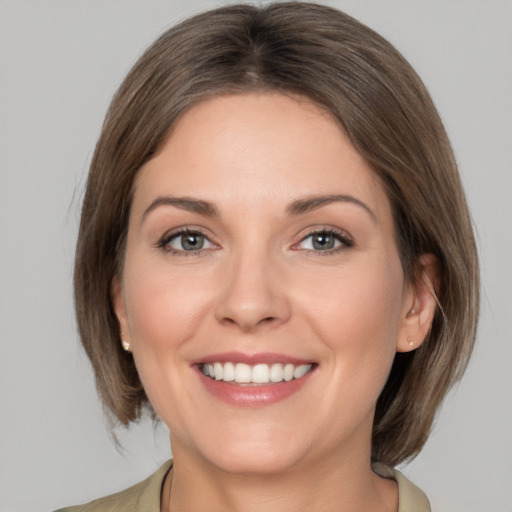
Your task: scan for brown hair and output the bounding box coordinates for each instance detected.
[74,2,479,466]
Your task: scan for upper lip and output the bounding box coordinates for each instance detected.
[190,351,315,366]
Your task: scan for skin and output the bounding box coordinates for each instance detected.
[112,92,438,512]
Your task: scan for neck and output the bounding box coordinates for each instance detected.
[161,441,397,512]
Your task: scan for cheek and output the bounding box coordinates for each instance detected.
[120,258,210,393]
[303,256,403,333]
[124,260,210,348]
[121,260,217,427]
[298,257,405,393]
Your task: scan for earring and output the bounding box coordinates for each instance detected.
[121,340,131,352]
[407,336,415,347]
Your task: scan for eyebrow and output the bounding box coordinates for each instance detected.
[141,193,376,223]
[286,194,376,222]
[142,196,219,221]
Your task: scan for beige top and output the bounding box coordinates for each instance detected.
[55,460,431,512]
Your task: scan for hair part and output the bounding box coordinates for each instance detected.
[74,2,479,466]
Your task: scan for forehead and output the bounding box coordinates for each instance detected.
[133,92,391,221]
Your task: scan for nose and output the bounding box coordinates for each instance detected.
[214,249,291,332]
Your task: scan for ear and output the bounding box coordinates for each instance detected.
[111,277,132,352]
[396,253,440,353]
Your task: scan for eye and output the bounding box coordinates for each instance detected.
[160,229,216,254]
[296,229,352,252]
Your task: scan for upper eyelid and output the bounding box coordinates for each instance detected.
[159,226,213,242]
[296,227,353,243]
[291,229,354,254]
[157,227,218,251]
[156,225,352,249]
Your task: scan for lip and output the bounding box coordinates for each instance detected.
[192,352,317,407]
[190,351,313,366]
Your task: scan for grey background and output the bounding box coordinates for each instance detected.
[0,1,511,511]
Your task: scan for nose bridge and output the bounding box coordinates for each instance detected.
[214,241,290,331]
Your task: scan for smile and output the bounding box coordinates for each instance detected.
[194,353,317,407]
[201,362,313,384]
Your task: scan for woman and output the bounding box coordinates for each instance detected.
[60,2,479,511]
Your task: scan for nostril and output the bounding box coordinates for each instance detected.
[219,314,279,333]
[213,275,292,331]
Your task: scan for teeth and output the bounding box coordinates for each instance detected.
[235,363,252,383]
[214,362,223,380]
[293,364,310,379]
[284,363,294,381]
[270,363,284,383]
[201,362,312,384]
[223,362,235,381]
[252,364,270,383]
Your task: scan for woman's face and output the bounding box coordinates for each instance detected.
[113,93,417,474]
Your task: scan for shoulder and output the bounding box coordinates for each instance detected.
[393,469,431,512]
[54,460,172,512]
[373,463,431,512]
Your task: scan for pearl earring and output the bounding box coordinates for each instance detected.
[121,340,131,352]
[407,336,415,347]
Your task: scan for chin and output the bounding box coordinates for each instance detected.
[203,445,305,476]
[176,420,310,476]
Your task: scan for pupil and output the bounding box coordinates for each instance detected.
[182,233,203,250]
[313,233,334,250]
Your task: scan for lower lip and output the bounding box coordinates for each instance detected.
[195,367,315,407]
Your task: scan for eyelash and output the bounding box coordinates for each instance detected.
[294,228,353,255]
[157,228,215,256]
[157,227,353,256]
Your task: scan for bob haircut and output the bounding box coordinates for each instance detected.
[74,2,479,467]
